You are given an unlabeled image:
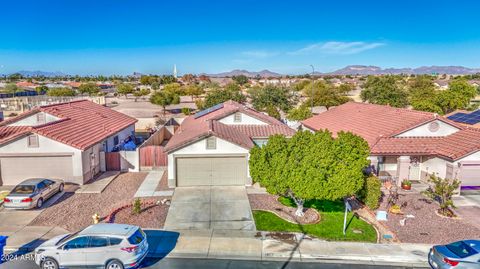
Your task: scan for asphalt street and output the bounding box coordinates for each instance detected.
[0,257,428,269]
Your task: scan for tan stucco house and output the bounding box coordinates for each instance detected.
[302,102,480,192]
[164,100,295,188]
[0,100,137,186]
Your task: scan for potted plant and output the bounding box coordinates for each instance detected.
[401,179,412,190]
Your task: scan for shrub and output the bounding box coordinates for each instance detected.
[132,198,142,215]
[181,107,191,115]
[359,176,382,210]
[422,174,460,217]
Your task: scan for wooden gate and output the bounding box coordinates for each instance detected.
[105,152,121,171]
[140,145,167,168]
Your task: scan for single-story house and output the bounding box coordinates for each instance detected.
[0,100,137,186]
[301,102,480,191]
[164,100,295,187]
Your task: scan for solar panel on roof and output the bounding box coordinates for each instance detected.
[194,103,224,119]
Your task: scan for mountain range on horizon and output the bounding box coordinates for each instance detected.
[209,65,480,77]
[3,65,480,78]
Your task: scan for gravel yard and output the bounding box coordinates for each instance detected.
[30,172,158,231]
[379,191,480,244]
[248,194,319,224]
[112,201,169,229]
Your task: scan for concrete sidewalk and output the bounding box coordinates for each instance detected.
[150,230,430,267]
[76,171,120,194]
[134,170,173,197]
[3,227,430,267]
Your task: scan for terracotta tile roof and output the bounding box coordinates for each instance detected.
[371,128,480,160]
[164,100,294,152]
[0,100,137,150]
[231,124,296,138]
[0,126,32,145]
[303,102,480,161]
[302,102,435,146]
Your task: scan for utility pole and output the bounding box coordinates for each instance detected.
[310,65,315,113]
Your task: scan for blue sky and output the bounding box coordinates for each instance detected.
[1,0,480,75]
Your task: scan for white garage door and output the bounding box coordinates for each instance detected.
[176,156,247,186]
[0,156,73,186]
[459,163,480,187]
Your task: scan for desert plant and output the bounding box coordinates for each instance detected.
[359,176,382,210]
[422,174,461,217]
[132,198,142,215]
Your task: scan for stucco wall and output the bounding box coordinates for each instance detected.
[104,124,135,152]
[167,136,250,184]
[8,112,60,126]
[0,134,84,182]
[396,120,459,137]
[455,150,480,163]
[218,113,268,125]
[421,156,448,179]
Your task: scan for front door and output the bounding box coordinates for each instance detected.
[58,236,89,268]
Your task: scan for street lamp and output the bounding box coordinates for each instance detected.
[310,65,315,113]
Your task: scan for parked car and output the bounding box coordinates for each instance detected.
[35,223,149,269]
[3,178,64,209]
[429,240,480,268]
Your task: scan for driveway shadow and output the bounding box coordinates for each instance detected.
[140,230,179,267]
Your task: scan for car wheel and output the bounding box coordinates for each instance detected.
[36,198,44,208]
[41,257,59,269]
[58,184,64,193]
[106,260,124,269]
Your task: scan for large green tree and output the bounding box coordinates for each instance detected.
[287,105,312,121]
[4,83,19,96]
[78,82,100,96]
[47,87,76,96]
[203,82,246,108]
[361,76,408,107]
[304,81,351,109]
[248,85,294,113]
[249,130,370,216]
[436,78,477,114]
[116,83,134,98]
[150,89,180,115]
[232,75,249,85]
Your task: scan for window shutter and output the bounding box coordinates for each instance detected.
[27,135,39,147]
[206,137,216,149]
[234,112,242,122]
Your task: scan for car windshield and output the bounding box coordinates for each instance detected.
[446,241,478,258]
[11,185,35,194]
[127,228,145,245]
[56,231,80,246]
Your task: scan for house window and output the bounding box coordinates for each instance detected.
[206,137,216,150]
[113,135,119,145]
[27,135,39,147]
[36,113,46,125]
[234,112,242,122]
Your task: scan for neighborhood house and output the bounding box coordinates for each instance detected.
[302,102,480,192]
[164,100,295,187]
[0,100,137,186]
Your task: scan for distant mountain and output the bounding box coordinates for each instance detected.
[205,69,282,78]
[328,65,480,75]
[13,70,67,77]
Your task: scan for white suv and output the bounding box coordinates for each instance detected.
[35,223,148,269]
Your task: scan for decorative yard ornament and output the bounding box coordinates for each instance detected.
[92,213,100,224]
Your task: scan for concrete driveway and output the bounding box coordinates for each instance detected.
[164,186,255,230]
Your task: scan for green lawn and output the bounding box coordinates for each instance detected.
[253,197,377,242]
